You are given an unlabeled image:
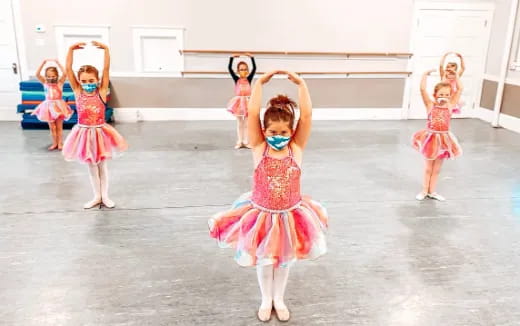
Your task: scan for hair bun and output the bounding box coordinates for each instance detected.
[268,95,297,114]
[269,94,293,108]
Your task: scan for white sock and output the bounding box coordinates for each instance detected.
[256,265,274,310]
[99,161,115,208]
[84,163,101,209]
[273,266,290,310]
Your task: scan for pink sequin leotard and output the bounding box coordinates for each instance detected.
[412,106,462,160]
[209,144,328,267]
[62,90,127,163]
[32,83,73,122]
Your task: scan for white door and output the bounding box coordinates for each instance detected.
[407,5,493,119]
[0,0,21,120]
[55,26,110,74]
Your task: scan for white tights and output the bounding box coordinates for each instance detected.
[84,161,115,208]
[256,264,290,310]
[236,117,248,145]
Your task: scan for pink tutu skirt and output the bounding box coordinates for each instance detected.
[32,100,73,122]
[62,124,128,164]
[227,96,249,117]
[412,129,462,160]
[209,192,328,267]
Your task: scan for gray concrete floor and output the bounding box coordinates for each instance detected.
[1,119,520,326]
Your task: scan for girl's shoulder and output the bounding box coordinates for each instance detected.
[289,141,301,153]
[73,89,84,99]
[252,141,267,155]
[252,141,267,168]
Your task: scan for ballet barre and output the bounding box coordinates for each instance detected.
[180,50,413,58]
[181,71,412,76]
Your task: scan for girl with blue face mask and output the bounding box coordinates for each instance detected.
[31,59,73,150]
[62,41,127,209]
[209,71,328,323]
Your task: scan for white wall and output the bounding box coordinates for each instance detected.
[507,2,520,79]
[483,0,520,80]
[19,0,413,73]
[485,0,513,76]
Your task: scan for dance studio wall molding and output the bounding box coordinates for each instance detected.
[480,79,499,110]
[112,108,404,122]
[108,77,405,108]
[480,79,520,119]
[475,106,520,133]
[478,0,520,131]
[479,75,520,134]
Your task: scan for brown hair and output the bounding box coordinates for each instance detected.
[434,82,452,96]
[237,61,249,71]
[263,95,297,129]
[77,65,99,80]
[44,66,59,77]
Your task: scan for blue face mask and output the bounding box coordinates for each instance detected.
[82,83,98,93]
[266,135,291,151]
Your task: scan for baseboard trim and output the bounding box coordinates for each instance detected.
[474,106,494,122]
[474,107,520,133]
[498,112,520,134]
[0,109,21,121]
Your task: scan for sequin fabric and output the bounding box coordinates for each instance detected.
[77,91,105,126]
[208,144,328,267]
[412,106,462,160]
[427,106,451,131]
[251,151,302,210]
[62,90,127,163]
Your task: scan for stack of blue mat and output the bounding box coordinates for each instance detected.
[18,80,114,129]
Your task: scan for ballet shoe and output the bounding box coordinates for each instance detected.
[84,197,102,209]
[101,197,115,208]
[274,307,290,322]
[257,307,272,322]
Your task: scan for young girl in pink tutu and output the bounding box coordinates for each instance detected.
[413,69,463,201]
[62,41,127,209]
[209,70,328,322]
[439,52,465,78]
[227,53,256,149]
[32,59,73,150]
[439,52,466,114]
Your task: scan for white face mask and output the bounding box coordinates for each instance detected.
[437,97,449,105]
